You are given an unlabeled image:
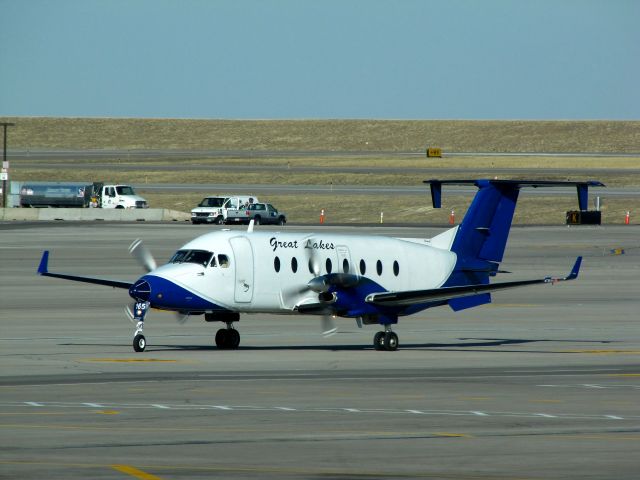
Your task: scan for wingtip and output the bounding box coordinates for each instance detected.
[37,251,50,275]
[567,256,582,280]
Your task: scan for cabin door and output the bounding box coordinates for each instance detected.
[229,236,254,303]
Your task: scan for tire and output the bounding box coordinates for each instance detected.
[215,328,227,348]
[214,216,224,225]
[373,332,385,351]
[383,332,398,351]
[115,205,125,209]
[133,333,146,352]
[229,329,240,349]
[253,216,261,226]
[278,217,286,226]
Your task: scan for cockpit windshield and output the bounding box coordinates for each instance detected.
[169,249,213,267]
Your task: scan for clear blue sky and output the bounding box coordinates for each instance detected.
[1,0,638,119]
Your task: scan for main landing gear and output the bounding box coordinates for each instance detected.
[215,323,240,349]
[373,325,398,351]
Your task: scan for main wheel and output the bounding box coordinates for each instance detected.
[229,329,240,349]
[215,328,228,348]
[383,332,398,351]
[373,331,385,351]
[133,333,146,352]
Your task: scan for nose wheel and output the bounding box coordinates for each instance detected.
[373,326,398,351]
[133,332,146,352]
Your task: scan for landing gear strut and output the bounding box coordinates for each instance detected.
[373,325,398,351]
[132,301,150,352]
[215,323,240,349]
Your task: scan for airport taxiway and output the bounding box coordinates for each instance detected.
[1,223,639,479]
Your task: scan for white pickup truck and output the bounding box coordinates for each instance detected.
[191,195,259,225]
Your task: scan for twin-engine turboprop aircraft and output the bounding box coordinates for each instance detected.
[37,179,602,352]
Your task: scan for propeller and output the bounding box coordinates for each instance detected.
[128,238,157,272]
[281,237,364,337]
[321,314,337,337]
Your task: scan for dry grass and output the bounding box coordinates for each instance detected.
[2,117,640,153]
[5,117,639,224]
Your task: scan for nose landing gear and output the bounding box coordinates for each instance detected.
[131,301,149,352]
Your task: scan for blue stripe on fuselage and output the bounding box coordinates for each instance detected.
[139,274,230,312]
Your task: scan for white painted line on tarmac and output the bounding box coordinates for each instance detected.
[4,401,634,422]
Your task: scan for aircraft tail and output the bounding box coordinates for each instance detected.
[425,179,603,299]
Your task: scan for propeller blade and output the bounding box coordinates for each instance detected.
[124,303,136,324]
[174,311,190,324]
[321,314,337,337]
[128,238,157,272]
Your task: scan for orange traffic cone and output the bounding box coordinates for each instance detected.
[320,209,325,224]
[449,209,455,225]
[625,211,630,225]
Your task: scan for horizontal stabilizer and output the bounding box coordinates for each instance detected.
[425,179,605,210]
[449,293,491,311]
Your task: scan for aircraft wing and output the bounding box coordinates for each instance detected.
[37,251,133,290]
[365,257,582,307]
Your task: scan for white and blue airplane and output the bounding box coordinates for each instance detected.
[37,179,602,352]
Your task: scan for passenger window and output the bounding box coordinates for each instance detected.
[376,260,383,276]
[393,260,399,276]
[274,256,281,272]
[218,254,230,268]
[359,259,366,275]
[209,255,217,267]
[342,259,349,273]
[326,258,332,274]
[291,257,298,273]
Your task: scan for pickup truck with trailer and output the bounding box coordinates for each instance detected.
[19,182,148,209]
[190,195,258,224]
[225,202,287,226]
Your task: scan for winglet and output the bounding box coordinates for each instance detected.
[37,251,50,275]
[544,256,582,284]
[566,256,582,281]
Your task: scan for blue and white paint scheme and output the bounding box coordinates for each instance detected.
[37,179,601,352]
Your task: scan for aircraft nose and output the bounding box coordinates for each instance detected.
[129,278,151,301]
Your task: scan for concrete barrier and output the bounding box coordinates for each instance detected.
[0,208,190,222]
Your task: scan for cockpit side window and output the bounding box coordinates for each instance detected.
[209,255,217,267]
[218,254,230,268]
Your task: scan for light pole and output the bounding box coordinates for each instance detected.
[1,122,15,208]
